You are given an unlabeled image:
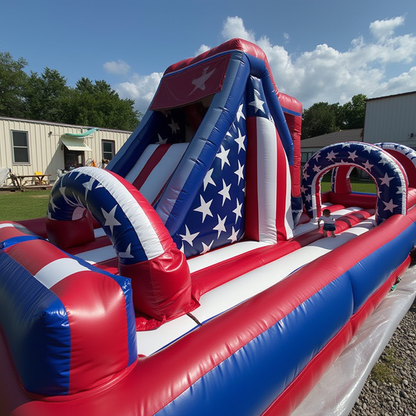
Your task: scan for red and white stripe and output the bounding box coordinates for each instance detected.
[124,143,189,205]
[246,116,293,243]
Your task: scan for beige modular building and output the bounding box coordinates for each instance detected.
[0,117,132,185]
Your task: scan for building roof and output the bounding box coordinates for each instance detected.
[301,129,363,149]
[0,116,132,134]
[365,90,416,102]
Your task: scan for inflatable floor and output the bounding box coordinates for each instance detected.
[1,39,416,416]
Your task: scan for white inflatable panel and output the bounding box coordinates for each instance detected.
[76,245,116,265]
[136,314,198,356]
[193,220,375,323]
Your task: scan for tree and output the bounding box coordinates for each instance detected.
[61,78,140,130]
[0,52,28,118]
[25,67,69,122]
[302,102,339,139]
[338,94,366,129]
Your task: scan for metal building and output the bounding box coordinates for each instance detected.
[0,117,131,184]
[363,91,416,147]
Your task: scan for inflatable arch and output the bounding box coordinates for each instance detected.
[46,167,194,321]
[331,142,416,192]
[302,142,408,224]
[375,142,416,188]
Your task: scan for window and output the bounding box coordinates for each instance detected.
[12,131,30,164]
[102,140,115,161]
[301,151,314,165]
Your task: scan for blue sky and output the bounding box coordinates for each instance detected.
[2,0,416,114]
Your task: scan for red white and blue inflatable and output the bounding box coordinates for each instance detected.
[1,39,416,416]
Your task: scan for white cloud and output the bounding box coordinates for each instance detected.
[221,16,256,43]
[103,60,131,76]
[218,16,416,109]
[114,15,416,114]
[195,44,211,56]
[369,16,405,41]
[116,72,163,114]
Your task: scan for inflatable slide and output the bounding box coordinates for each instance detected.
[1,38,416,416]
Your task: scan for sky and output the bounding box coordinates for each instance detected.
[2,0,416,115]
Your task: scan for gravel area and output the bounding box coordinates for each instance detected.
[348,296,416,416]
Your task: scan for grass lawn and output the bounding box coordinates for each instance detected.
[0,190,50,221]
[320,172,376,194]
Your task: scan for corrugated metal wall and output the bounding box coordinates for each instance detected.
[0,117,132,182]
[363,92,416,147]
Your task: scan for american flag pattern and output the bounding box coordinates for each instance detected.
[104,47,297,258]
[47,167,173,264]
[170,97,247,257]
[302,141,408,224]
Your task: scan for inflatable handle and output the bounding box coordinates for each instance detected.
[46,167,193,321]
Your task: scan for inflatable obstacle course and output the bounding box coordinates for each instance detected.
[1,39,416,416]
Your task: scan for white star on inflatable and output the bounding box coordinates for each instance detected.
[194,195,213,223]
[303,171,310,180]
[383,199,398,213]
[249,89,265,113]
[362,160,374,171]
[213,214,227,238]
[348,150,358,161]
[312,164,321,173]
[396,185,405,194]
[363,146,373,154]
[234,128,246,153]
[59,185,78,208]
[179,225,200,247]
[49,195,59,212]
[313,152,321,161]
[101,205,121,235]
[190,66,215,94]
[379,172,394,187]
[326,150,338,162]
[168,119,180,134]
[157,134,168,144]
[378,156,389,166]
[216,145,230,169]
[203,168,216,190]
[218,179,232,206]
[233,198,243,223]
[305,194,312,202]
[228,226,239,244]
[201,240,214,254]
[72,170,84,181]
[341,142,351,148]
[234,160,244,185]
[83,177,95,199]
[236,103,246,122]
[119,243,134,259]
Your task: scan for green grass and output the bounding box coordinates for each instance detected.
[370,347,402,384]
[320,172,376,194]
[0,190,50,221]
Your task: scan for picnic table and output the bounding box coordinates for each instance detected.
[9,173,51,191]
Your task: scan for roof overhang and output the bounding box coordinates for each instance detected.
[61,136,92,151]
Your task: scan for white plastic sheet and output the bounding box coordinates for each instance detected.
[293,266,416,416]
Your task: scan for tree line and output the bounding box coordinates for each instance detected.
[301,94,366,139]
[0,51,141,131]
